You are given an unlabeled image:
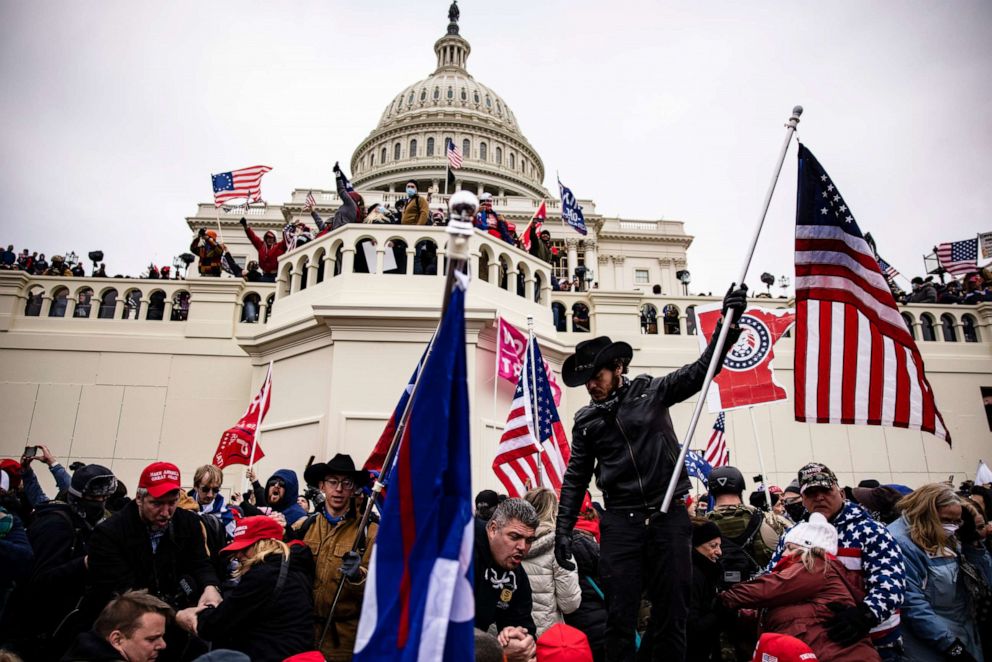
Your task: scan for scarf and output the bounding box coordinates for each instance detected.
[590,376,630,414]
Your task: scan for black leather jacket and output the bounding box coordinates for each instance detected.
[557,325,740,534]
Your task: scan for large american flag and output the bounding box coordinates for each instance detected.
[447,139,463,169]
[212,165,272,207]
[936,238,979,277]
[493,337,570,497]
[703,412,729,468]
[794,144,949,442]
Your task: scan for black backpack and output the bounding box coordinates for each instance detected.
[716,510,765,586]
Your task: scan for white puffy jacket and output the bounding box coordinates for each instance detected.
[521,523,582,636]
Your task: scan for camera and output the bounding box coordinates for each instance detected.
[304,485,326,508]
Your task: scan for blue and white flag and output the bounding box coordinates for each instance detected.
[682,446,713,484]
[354,280,474,661]
[558,178,587,236]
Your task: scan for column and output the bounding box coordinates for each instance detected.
[566,238,579,282]
[507,269,518,294]
[405,247,416,277]
[525,275,535,301]
[375,246,386,274]
[276,275,289,299]
[488,257,500,284]
[565,310,574,332]
[164,300,174,321]
[113,297,125,319]
[88,294,100,319]
[540,270,552,305]
[598,255,610,290]
[307,262,320,287]
[323,252,336,278]
[342,247,356,274]
[66,296,78,319]
[584,240,598,286]
[140,297,152,320]
[258,300,268,323]
[290,267,303,293]
[613,255,625,290]
[658,257,673,294]
[40,294,53,317]
[436,249,447,278]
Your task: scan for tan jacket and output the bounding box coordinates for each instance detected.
[401,195,429,225]
[303,513,378,661]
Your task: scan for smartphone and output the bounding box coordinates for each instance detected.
[24,445,40,458]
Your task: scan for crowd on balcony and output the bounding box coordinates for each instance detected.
[896,272,992,306]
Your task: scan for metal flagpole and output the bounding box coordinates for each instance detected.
[243,361,272,495]
[661,106,802,513]
[747,407,774,513]
[444,140,450,196]
[493,320,501,453]
[527,315,544,488]
[318,191,479,649]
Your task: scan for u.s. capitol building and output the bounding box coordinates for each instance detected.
[1,7,989,499]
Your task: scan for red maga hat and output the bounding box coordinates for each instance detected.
[138,462,182,498]
[222,515,284,553]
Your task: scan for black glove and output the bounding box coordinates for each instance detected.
[340,550,362,581]
[721,283,748,325]
[198,228,206,238]
[554,533,575,571]
[826,603,875,646]
[944,639,978,661]
[239,217,247,227]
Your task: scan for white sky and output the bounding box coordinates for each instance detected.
[1,1,989,295]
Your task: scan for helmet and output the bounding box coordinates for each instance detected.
[205,230,218,240]
[68,464,117,500]
[708,466,746,496]
[479,192,493,203]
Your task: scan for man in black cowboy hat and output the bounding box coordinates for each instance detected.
[296,453,375,661]
[554,285,747,662]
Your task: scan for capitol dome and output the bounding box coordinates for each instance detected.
[350,2,547,199]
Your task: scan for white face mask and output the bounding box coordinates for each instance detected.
[942,523,959,536]
[406,188,416,198]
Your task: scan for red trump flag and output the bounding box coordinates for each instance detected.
[213,364,272,469]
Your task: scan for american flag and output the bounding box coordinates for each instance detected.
[794,144,948,442]
[493,336,570,497]
[936,238,979,277]
[877,256,900,283]
[447,139,463,170]
[211,165,271,207]
[304,190,316,210]
[703,412,729,468]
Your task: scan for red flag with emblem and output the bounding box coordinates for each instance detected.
[213,364,272,469]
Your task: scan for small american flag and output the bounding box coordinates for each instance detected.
[211,165,272,207]
[794,144,948,442]
[877,256,900,283]
[936,238,979,277]
[304,190,316,210]
[493,337,570,497]
[703,412,729,468]
[447,139,463,170]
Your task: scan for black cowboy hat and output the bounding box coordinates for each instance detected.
[562,336,633,387]
[304,453,371,488]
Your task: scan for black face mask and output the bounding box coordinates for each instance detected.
[785,501,806,522]
[72,497,107,525]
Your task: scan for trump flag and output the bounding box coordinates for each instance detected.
[212,363,272,469]
[495,317,562,406]
[695,305,795,413]
[354,280,474,661]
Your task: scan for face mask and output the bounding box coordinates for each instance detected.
[785,501,805,522]
[79,499,107,525]
[406,188,416,198]
[942,523,959,536]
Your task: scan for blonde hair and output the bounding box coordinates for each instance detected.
[235,538,290,577]
[897,483,961,555]
[194,465,223,489]
[787,545,828,573]
[524,487,558,527]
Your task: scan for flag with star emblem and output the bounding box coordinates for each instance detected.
[794,144,949,442]
[936,238,979,277]
[211,165,272,207]
[493,336,571,497]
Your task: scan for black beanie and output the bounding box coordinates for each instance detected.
[475,489,498,508]
[692,520,722,547]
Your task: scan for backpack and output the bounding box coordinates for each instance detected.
[709,508,765,585]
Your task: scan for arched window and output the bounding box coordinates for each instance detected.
[499,257,511,290]
[496,100,503,115]
[241,293,261,323]
[122,289,142,320]
[24,287,43,316]
[427,137,435,156]
[98,289,118,319]
[962,314,980,342]
[485,95,492,108]
[297,256,310,291]
[640,304,658,335]
[407,91,414,105]
[517,265,526,297]
[473,91,480,104]
[480,142,487,161]
[419,89,427,102]
[146,291,166,321]
[447,86,453,100]
[393,143,401,161]
[534,272,545,303]
[552,302,567,332]
[48,287,69,318]
[462,139,471,159]
[414,239,437,276]
[380,147,387,164]
[920,314,936,341]
[509,153,515,169]
[370,152,375,167]
[901,312,916,340]
[663,304,681,335]
[522,158,527,173]
[171,291,190,321]
[74,287,94,318]
[460,88,467,101]
[433,87,440,100]
[940,313,957,342]
[572,303,590,333]
[409,139,417,158]
[495,147,502,165]
[385,239,408,275]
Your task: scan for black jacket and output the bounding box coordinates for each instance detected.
[83,501,219,620]
[473,520,536,636]
[196,544,315,661]
[557,326,740,532]
[564,530,606,659]
[60,630,126,661]
[687,549,724,662]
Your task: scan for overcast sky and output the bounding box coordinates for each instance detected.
[1,1,989,294]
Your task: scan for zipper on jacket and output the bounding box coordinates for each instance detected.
[615,414,649,509]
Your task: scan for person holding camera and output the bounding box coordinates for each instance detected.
[83,462,222,661]
[18,443,72,507]
[190,229,224,277]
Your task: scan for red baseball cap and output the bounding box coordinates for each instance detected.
[0,459,22,492]
[537,624,593,662]
[138,462,182,498]
[752,633,818,662]
[222,515,285,553]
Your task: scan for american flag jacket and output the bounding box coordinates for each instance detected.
[767,500,906,637]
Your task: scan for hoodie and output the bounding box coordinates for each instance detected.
[267,469,307,525]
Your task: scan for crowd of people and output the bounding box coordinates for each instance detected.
[0,247,104,278]
[898,273,992,306]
